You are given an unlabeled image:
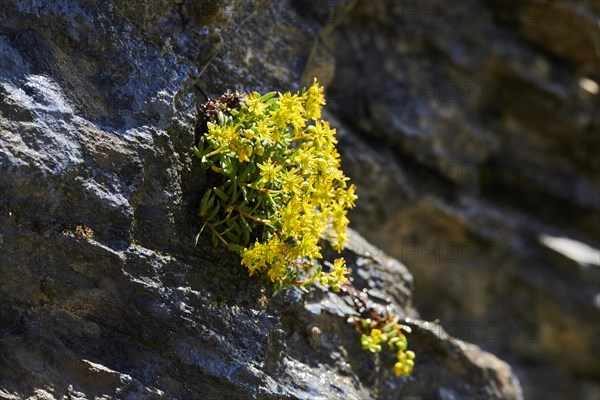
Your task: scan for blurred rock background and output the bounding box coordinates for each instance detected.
[1,0,598,399]
[323,1,600,399]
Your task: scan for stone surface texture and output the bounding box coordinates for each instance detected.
[325,1,600,399]
[1,0,597,399]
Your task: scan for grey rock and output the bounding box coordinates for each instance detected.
[1,0,522,399]
[323,1,600,399]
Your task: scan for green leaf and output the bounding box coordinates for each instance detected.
[225,214,237,230]
[227,243,244,253]
[193,141,205,159]
[206,192,216,214]
[299,285,309,292]
[224,230,241,243]
[233,221,244,236]
[223,157,235,176]
[242,225,250,245]
[236,166,247,184]
[208,201,221,220]
[213,187,230,202]
[231,183,239,202]
[266,194,277,209]
[242,164,253,181]
[195,221,207,245]
[199,189,212,217]
[238,202,251,214]
[260,91,277,102]
[212,217,228,229]
[239,214,252,232]
[238,213,252,245]
[249,196,263,213]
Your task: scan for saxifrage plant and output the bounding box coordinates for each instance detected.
[193,78,414,377]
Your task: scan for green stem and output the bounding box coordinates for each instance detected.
[293,277,316,286]
[245,183,283,194]
[203,147,225,159]
[234,207,272,225]
[206,221,229,246]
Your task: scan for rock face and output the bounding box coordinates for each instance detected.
[0,0,594,399]
[0,1,523,399]
[323,1,600,399]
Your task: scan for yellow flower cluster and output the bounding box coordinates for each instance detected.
[359,317,415,377]
[195,81,414,377]
[195,78,357,293]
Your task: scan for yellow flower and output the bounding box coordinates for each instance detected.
[344,184,357,208]
[268,261,286,282]
[333,231,349,252]
[241,243,266,276]
[393,362,405,377]
[245,92,267,115]
[332,258,348,285]
[206,122,234,144]
[238,144,252,163]
[294,148,315,172]
[271,92,305,130]
[304,78,326,120]
[255,119,273,142]
[280,168,303,193]
[298,235,320,258]
[393,358,414,377]
[257,158,282,183]
[308,120,337,148]
[243,129,256,139]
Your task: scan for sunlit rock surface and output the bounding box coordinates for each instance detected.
[2,0,597,399]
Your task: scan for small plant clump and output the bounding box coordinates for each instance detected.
[193,79,414,376]
[194,78,356,294]
[358,317,415,377]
